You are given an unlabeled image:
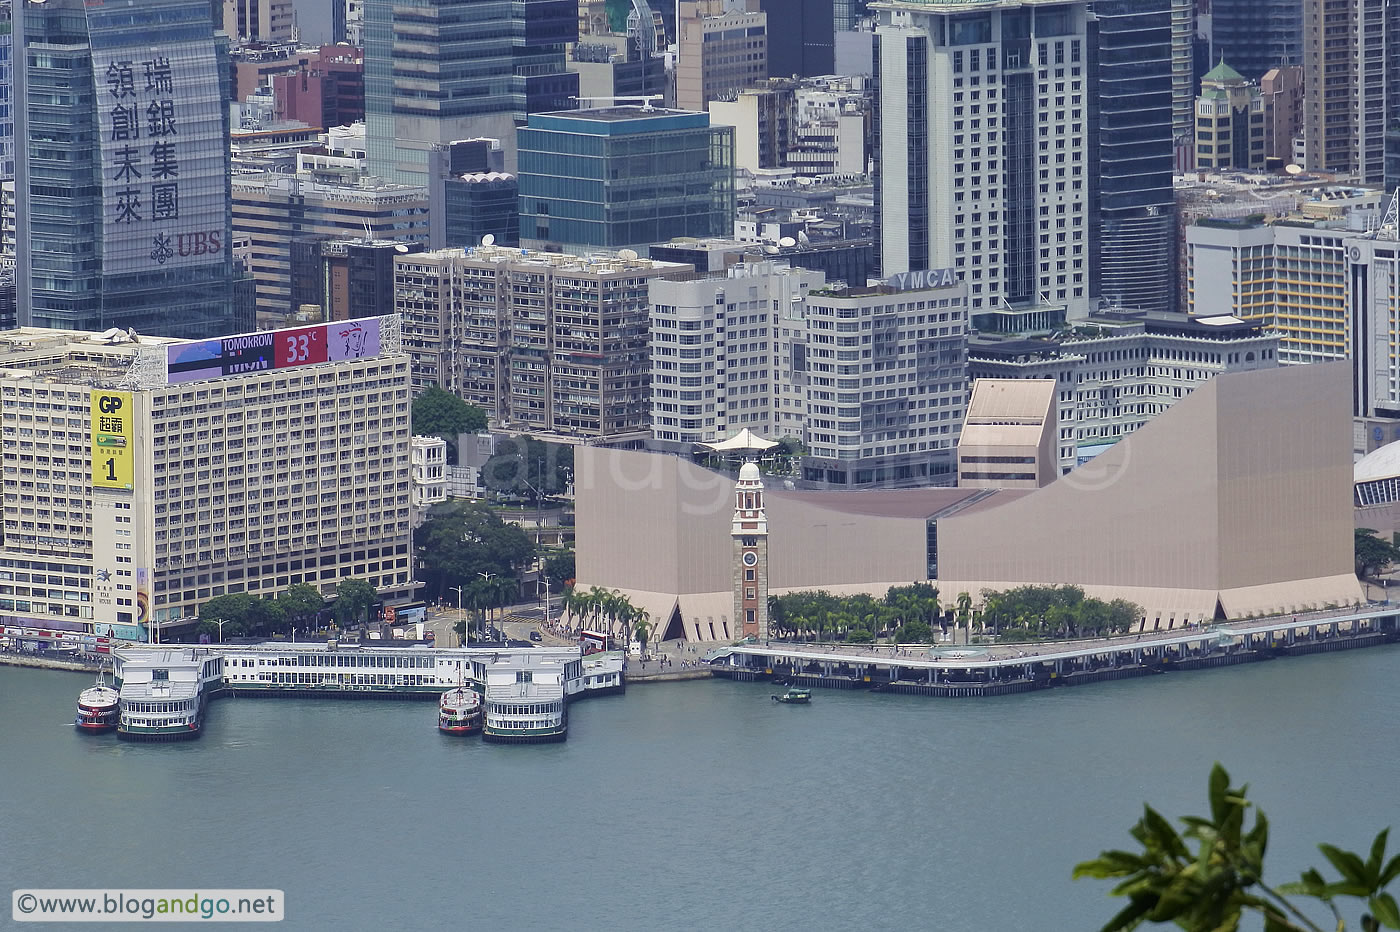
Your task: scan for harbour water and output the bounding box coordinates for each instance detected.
[4,647,1399,930]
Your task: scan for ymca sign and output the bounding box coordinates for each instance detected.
[886,268,959,291]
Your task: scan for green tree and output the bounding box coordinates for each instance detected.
[895,619,934,643]
[1077,763,1400,932]
[415,500,536,600]
[633,615,652,657]
[481,436,574,500]
[197,593,257,641]
[411,386,487,445]
[332,578,377,629]
[543,548,575,588]
[276,583,325,634]
[1355,528,1400,578]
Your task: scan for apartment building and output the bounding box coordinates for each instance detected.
[969,312,1280,473]
[650,261,969,486]
[0,317,414,640]
[648,260,823,444]
[394,246,692,442]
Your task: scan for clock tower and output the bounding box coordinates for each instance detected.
[732,461,768,639]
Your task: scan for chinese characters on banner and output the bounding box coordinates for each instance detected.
[90,391,135,490]
[95,41,224,274]
[105,58,179,241]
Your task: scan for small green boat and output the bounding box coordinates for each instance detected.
[772,687,812,704]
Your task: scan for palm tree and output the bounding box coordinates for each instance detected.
[956,591,973,639]
[633,613,652,658]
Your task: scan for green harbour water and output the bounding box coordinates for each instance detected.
[4,647,1400,930]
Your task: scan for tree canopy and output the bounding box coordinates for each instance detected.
[415,500,535,601]
[979,585,1141,640]
[481,436,573,499]
[411,386,487,447]
[543,548,575,589]
[767,584,942,642]
[1077,763,1400,931]
[332,577,377,628]
[1355,528,1400,579]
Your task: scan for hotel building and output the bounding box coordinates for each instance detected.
[0,317,413,640]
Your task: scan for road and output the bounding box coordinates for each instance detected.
[423,599,569,648]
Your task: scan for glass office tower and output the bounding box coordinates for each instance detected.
[364,0,578,184]
[1092,0,1177,314]
[17,0,235,337]
[517,107,734,254]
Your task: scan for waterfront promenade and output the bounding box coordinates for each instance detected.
[706,603,1400,696]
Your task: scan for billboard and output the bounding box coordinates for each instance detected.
[91,39,228,275]
[166,317,383,384]
[91,390,134,490]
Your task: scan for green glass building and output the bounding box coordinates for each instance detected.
[517,107,735,255]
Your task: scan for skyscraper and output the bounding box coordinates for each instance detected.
[364,0,578,184]
[1301,0,1394,182]
[874,0,1175,323]
[16,0,237,337]
[1091,0,1177,315]
[759,0,835,78]
[1209,0,1301,81]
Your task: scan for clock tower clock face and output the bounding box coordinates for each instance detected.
[743,551,758,567]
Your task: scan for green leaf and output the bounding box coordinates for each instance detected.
[1320,843,1371,887]
[1370,830,1392,883]
[1371,891,1400,929]
[1074,851,1148,879]
[1381,852,1400,888]
[1210,763,1231,825]
[1098,895,1154,932]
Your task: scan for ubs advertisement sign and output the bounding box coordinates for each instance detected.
[91,38,226,274]
[166,317,384,384]
[90,390,134,490]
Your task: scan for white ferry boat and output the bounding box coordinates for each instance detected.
[113,648,225,741]
[438,685,483,735]
[74,668,120,733]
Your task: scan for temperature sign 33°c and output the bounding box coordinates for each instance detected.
[275,326,328,368]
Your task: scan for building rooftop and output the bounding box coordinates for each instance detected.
[1355,441,1400,485]
[526,107,711,136]
[1202,58,1247,85]
[966,379,1055,423]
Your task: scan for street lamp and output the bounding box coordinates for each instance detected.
[478,571,496,641]
[213,617,229,644]
[449,585,466,646]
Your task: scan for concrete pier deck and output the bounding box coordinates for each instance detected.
[706,604,1400,697]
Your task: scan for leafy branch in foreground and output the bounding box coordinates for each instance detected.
[1074,763,1400,932]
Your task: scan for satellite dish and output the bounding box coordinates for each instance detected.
[1284,164,1303,175]
[797,231,810,245]
[762,245,780,255]
[778,236,797,248]
[481,233,496,246]
[796,177,812,186]
[618,248,639,260]
[394,244,410,253]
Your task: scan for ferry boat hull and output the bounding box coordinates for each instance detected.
[481,725,567,744]
[74,709,119,732]
[117,720,203,742]
[438,718,483,736]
